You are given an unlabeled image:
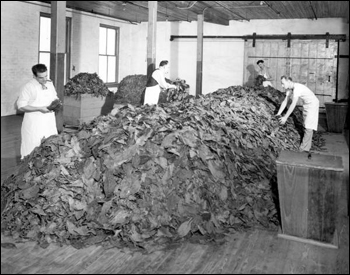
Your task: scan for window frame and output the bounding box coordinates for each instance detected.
[39,13,71,83]
[99,24,120,87]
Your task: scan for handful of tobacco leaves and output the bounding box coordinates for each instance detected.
[47,99,63,112]
[254,75,267,87]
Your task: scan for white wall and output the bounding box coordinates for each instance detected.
[158,18,349,97]
[1,1,145,116]
[1,1,349,116]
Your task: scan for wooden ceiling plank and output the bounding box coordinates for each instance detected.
[128,1,190,21]
[66,1,146,22]
[214,1,250,21]
[37,1,350,22]
[203,7,230,25]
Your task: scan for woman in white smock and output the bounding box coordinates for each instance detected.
[17,64,59,159]
[257,60,273,87]
[143,60,176,105]
[277,76,319,152]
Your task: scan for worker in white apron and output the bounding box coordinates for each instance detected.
[257,60,273,87]
[143,60,177,105]
[277,76,319,152]
[17,64,59,159]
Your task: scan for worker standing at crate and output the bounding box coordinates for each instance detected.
[143,60,177,105]
[276,76,319,152]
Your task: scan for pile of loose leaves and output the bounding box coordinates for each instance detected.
[1,85,325,252]
[115,75,191,106]
[115,75,148,106]
[159,78,191,104]
[64,73,110,99]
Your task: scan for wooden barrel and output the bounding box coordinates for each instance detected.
[324,102,348,133]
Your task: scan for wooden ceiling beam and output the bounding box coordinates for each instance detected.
[127,1,190,21]
[158,1,199,22]
[263,1,282,17]
[202,6,229,25]
[214,1,249,21]
[308,1,317,20]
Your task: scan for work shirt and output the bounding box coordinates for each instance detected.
[144,69,172,105]
[292,83,319,130]
[258,68,273,87]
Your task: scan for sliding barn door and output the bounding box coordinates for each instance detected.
[244,40,338,107]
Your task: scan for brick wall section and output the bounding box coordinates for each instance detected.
[1,1,141,116]
[1,1,45,116]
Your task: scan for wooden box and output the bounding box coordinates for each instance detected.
[324,102,348,133]
[276,150,343,248]
[63,94,106,126]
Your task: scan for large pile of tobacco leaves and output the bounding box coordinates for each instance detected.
[64,73,110,98]
[115,75,147,106]
[115,75,190,106]
[1,85,324,251]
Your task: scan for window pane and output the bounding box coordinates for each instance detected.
[39,52,50,77]
[107,28,116,55]
[40,17,51,51]
[99,27,107,55]
[99,56,107,83]
[107,56,116,83]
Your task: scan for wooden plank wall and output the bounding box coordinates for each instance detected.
[243,40,338,107]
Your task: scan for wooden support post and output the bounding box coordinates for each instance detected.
[196,14,203,97]
[147,1,157,78]
[50,1,66,133]
[326,32,330,48]
[287,32,291,48]
[252,32,256,47]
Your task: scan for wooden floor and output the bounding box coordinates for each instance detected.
[1,114,349,274]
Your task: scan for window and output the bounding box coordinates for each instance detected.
[39,15,51,77]
[39,14,71,83]
[99,25,119,85]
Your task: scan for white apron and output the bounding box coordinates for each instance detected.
[302,101,319,130]
[144,85,161,105]
[293,83,319,131]
[19,81,58,158]
[262,73,273,87]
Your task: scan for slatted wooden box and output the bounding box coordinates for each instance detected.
[63,94,106,126]
[276,150,343,248]
[324,102,348,133]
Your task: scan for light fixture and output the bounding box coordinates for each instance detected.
[260,1,265,5]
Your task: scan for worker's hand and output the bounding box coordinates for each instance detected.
[40,107,52,113]
[279,116,288,125]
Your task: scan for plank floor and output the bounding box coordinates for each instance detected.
[1,114,349,274]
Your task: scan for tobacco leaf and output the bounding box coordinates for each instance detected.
[1,84,326,252]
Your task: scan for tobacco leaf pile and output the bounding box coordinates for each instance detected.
[1,85,325,252]
[64,73,110,99]
[115,75,191,106]
[115,75,147,106]
[159,78,191,104]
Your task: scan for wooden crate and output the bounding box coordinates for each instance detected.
[63,94,106,126]
[324,102,348,133]
[276,150,343,248]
